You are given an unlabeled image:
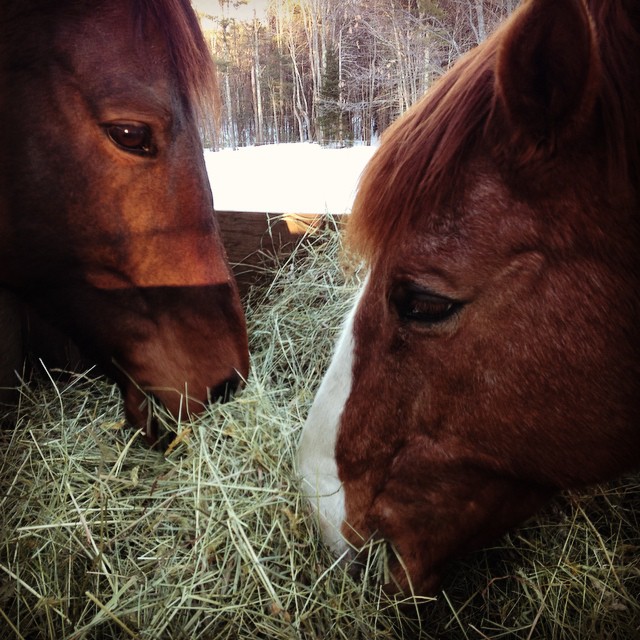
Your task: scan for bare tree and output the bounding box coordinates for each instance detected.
[195,0,520,148]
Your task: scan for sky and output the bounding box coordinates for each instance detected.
[191,0,269,22]
[205,143,377,214]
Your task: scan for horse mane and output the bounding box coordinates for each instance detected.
[134,0,219,125]
[348,0,640,262]
[586,0,640,188]
[347,35,498,262]
[2,0,218,126]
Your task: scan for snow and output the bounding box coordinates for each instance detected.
[205,143,377,214]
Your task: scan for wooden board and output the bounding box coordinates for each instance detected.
[217,210,341,293]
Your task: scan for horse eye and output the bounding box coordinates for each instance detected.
[104,123,154,155]
[391,284,461,324]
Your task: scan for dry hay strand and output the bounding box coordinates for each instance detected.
[0,224,639,639]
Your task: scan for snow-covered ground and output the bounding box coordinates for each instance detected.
[205,143,377,214]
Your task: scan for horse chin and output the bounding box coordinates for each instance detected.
[121,384,161,446]
[343,531,442,598]
[120,376,243,447]
[383,554,444,598]
[120,384,190,447]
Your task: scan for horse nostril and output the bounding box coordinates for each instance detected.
[208,374,242,404]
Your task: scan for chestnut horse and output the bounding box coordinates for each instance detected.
[0,0,249,441]
[298,0,640,595]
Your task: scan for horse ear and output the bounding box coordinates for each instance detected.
[494,0,600,154]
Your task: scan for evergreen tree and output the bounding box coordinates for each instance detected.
[317,47,342,145]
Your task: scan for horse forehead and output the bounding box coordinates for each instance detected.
[396,177,541,266]
[54,3,171,91]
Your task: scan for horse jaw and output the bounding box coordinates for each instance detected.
[297,288,363,556]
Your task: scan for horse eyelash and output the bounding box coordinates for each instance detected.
[390,284,463,325]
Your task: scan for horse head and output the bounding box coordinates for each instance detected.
[0,0,249,440]
[299,0,640,594]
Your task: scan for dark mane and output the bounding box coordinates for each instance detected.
[1,0,218,127]
[348,0,640,261]
[2,0,218,123]
[134,0,219,124]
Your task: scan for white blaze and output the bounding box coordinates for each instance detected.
[297,290,362,555]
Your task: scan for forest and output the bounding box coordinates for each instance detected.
[197,0,520,149]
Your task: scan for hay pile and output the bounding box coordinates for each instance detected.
[1,226,639,639]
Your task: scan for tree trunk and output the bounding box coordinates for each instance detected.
[474,0,487,42]
[251,19,264,145]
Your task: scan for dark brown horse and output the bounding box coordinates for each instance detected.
[298,0,640,595]
[0,0,249,440]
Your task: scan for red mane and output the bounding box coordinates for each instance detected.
[348,0,640,262]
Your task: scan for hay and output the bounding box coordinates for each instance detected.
[1,225,639,639]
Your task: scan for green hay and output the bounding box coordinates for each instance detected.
[1,226,638,639]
